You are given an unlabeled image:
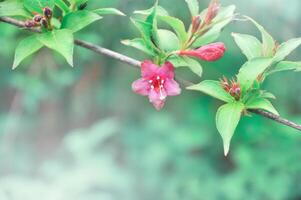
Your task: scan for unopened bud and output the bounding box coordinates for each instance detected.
[220,76,231,92]
[179,42,226,61]
[33,14,43,23]
[204,0,220,24]
[229,80,241,100]
[43,7,52,19]
[40,17,48,28]
[24,20,37,28]
[191,16,201,34]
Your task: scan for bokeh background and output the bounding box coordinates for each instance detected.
[1,0,301,199]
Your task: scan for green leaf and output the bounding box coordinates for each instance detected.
[37,29,74,66]
[169,56,203,77]
[268,61,301,75]
[55,0,70,14]
[93,8,125,16]
[260,91,276,99]
[130,3,160,53]
[237,58,273,92]
[68,0,86,6]
[187,80,234,102]
[193,20,230,47]
[232,33,262,60]
[245,16,275,57]
[0,0,30,17]
[216,102,244,156]
[131,18,157,52]
[23,0,55,13]
[246,97,279,115]
[157,29,180,52]
[133,6,169,16]
[61,10,102,33]
[273,38,301,63]
[13,35,43,69]
[121,38,155,56]
[185,0,199,17]
[157,15,188,44]
[193,8,234,47]
[146,3,160,47]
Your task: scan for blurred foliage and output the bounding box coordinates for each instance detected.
[0,0,301,200]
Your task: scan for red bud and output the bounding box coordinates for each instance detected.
[24,20,37,28]
[191,16,201,33]
[33,14,43,23]
[179,42,226,61]
[204,0,220,24]
[220,76,231,92]
[40,17,48,28]
[43,7,52,19]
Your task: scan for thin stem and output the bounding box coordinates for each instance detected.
[1,16,301,132]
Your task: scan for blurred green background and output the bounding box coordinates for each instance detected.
[1,0,301,199]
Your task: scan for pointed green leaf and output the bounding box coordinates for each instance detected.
[61,10,102,33]
[146,3,159,47]
[273,38,301,63]
[131,18,157,52]
[93,8,125,16]
[157,15,188,44]
[246,97,279,115]
[37,29,74,66]
[13,35,43,69]
[157,29,180,52]
[133,5,169,16]
[55,0,70,14]
[185,0,199,17]
[23,0,55,13]
[260,91,276,99]
[187,80,234,102]
[216,102,244,156]
[68,0,87,6]
[169,56,203,77]
[232,33,262,60]
[245,16,275,57]
[121,38,155,56]
[0,0,30,17]
[193,19,231,47]
[193,6,234,47]
[213,5,236,22]
[237,58,273,92]
[268,61,301,75]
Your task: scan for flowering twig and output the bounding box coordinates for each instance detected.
[1,16,301,132]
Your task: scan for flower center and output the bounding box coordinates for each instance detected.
[149,75,166,100]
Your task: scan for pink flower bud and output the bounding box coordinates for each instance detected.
[179,42,226,61]
[204,0,220,24]
[191,16,201,34]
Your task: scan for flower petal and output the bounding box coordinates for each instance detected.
[141,60,159,78]
[158,61,175,79]
[164,79,181,96]
[148,88,166,110]
[132,78,150,96]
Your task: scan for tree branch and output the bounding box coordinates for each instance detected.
[1,16,301,132]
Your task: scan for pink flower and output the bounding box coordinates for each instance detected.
[132,60,181,110]
[179,42,226,61]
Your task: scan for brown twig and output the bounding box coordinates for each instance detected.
[1,16,301,132]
